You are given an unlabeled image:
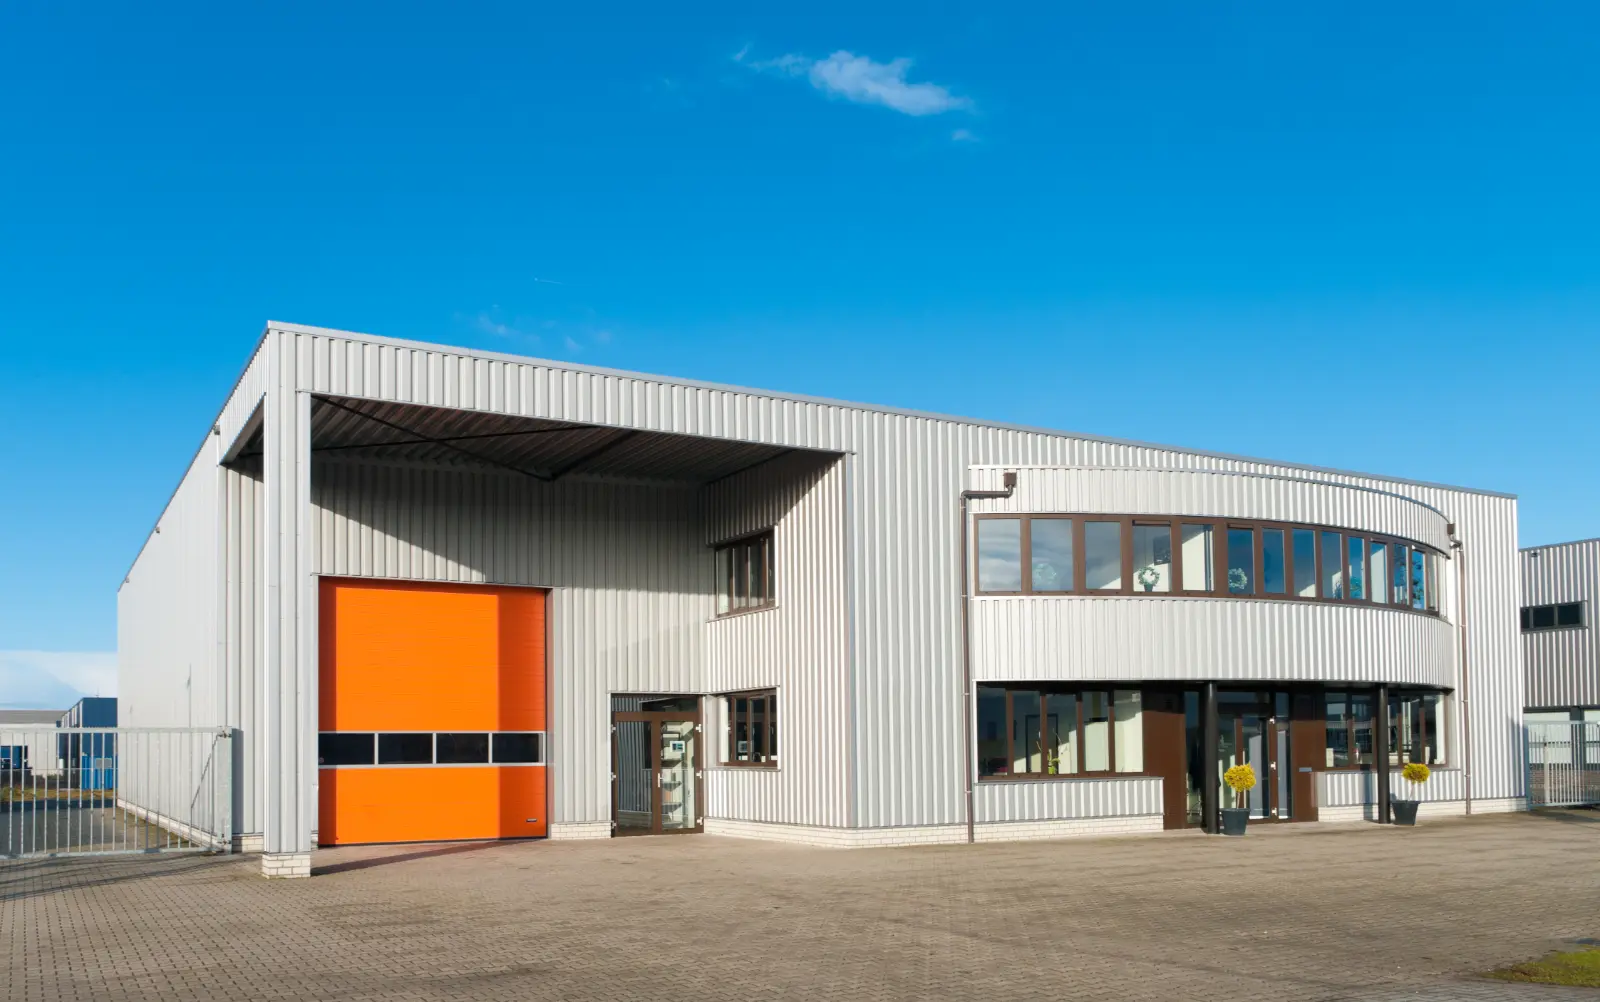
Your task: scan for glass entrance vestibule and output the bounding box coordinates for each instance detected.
[978,683,1447,832]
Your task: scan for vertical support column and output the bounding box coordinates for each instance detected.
[1375,685,1391,824]
[1202,682,1219,834]
[261,332,314,878]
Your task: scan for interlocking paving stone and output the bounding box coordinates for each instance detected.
[3,810,1597,1001]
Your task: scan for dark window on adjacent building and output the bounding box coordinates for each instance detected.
[377,733,434,764]
[492,732,543,764]
[977,685,1143,778]
[724,690,778,766]
[1522,602,1586,632]
[436,733,490,764]
[715,531,775,615]
[318,733,375,766]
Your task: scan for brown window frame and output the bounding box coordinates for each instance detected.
[972,513,1444,619]
[1388,689,1446,768]
[722,689,778,768]
[713,529,776,618]
[976,684,1145,780]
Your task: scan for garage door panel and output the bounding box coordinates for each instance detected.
[318,768,547,845]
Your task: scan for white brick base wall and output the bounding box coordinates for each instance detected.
[1318,797,1529,823]
[973,815,1165,841]
[261,852,312,878]
[232,833,265,853]
[548,821,612,840]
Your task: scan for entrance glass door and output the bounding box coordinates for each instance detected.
[611,711,702,836]
[1216,692,1293,822]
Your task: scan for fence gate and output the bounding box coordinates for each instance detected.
[0,726,232,858]
[1525,721,1600,808]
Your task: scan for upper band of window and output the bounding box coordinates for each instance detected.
[974,513,1443,616]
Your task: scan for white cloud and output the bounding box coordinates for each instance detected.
[736,47,971,117]
[473,312,536,341]
[951,128,979,142]
[0,651,117,710]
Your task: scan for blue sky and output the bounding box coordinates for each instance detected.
[2,3,1597,705]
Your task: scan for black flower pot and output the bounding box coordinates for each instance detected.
[1220,807,1250,836]
[1391,799,1420,826]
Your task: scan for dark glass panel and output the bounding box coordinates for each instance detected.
[436,733,489,764]
[377,733,433,765]
[318,733,374,766]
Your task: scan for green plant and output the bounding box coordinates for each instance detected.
[1401,762,1431,785]
[1223,763,1256,808]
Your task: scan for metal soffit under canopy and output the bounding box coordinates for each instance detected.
[230,395,812,484]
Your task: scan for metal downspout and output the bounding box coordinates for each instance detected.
[960,471,1016,845]
[1452,531,1472,815]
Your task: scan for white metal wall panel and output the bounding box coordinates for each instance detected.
[308,457,708,826]
[974,777,1162,822]
[1319,767,1466,806]
[703,453,852,827]
[1520,538,1600,708]
[123,323,1528,852]
[971,597,1457,687]
[970,465,1451,552]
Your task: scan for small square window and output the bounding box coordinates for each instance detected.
[1556,603,1584,628]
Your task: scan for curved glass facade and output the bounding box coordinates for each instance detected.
[975,513,1443,615]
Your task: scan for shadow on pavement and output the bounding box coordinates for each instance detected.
[313,840,513,876]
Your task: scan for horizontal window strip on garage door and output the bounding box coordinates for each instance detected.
[318,732,545,767]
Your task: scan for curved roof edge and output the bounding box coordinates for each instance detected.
[268,320,1519,502]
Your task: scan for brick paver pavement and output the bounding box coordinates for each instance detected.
[3,810,1597,1001]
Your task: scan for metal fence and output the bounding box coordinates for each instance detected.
[0,727,232,858]
[1525,721,1600,808]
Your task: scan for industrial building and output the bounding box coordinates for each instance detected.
[1521,537,1598,721]
[119,322,1528,878]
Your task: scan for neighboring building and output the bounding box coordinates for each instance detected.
[0,709,67,779]
[1521,537,1599,722]
[58,697,118,790]
[119,322,1527,878]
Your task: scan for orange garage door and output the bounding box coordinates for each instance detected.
[317,578,547,845]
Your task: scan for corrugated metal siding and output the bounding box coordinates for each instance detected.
[1521,539,1600,708]
[124,324,1527,853]
[309,458,708,826]
[703,453,852,827]
[969,466,1451,552]
[971,597,1457,687]
[1319,767,1466,806]
[974,777,1162,822]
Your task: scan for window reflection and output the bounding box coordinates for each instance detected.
[977,518,1022,592]
[1347,537,1365,600]
[1029,518,1074,592]
[1292,529,1317,598]
[1261,529,1286,594]
[1320,531,1344,599]
[1131,524,1172,593]
[1010,690,1041,774]
[1227,529,1254,594]
[1370,542,1388,605]
[1410,549,1426,609]
[1084,521,1122,590]
[1181,524,1214,591]
[1391,544,1409,605]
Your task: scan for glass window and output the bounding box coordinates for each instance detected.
[1320,531,1344,598]
[976,518,1022,592]
[1261,529,1286,594]
[1426,555,1440,613]
[1011,690,1042,774]
[1292,528,1317,598]
[1350,693,1374,766]
[435,733,489,764]
[1531,605,1556,630]
[1131,523,1172,593]
[1083,690,1111,772]
[724,690,778,766]
[1521,607,1531,630]
[318,733,375,766]
[1084,521,1123,590]
[1391,544,1408,604]
[1393,691,1443,766]
[1181,524,1214,591]
[491,733,542,764]
[1046,692,1078,775]
[1347,537,1365,600]
[1114,690,1143,772]
[1226,528,1254,594]
[377,733,433,765]
[716,531,775,614]
[1029,518,1074,592]
[1370,541,1388,604]
[1325,693,1350,768]
[977,687,1008,776]
[1556,602,1584,627]
[1410,549,1426,609]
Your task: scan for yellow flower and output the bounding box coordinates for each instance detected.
[1224,764,1257,793]
[1401,762,1431,785]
